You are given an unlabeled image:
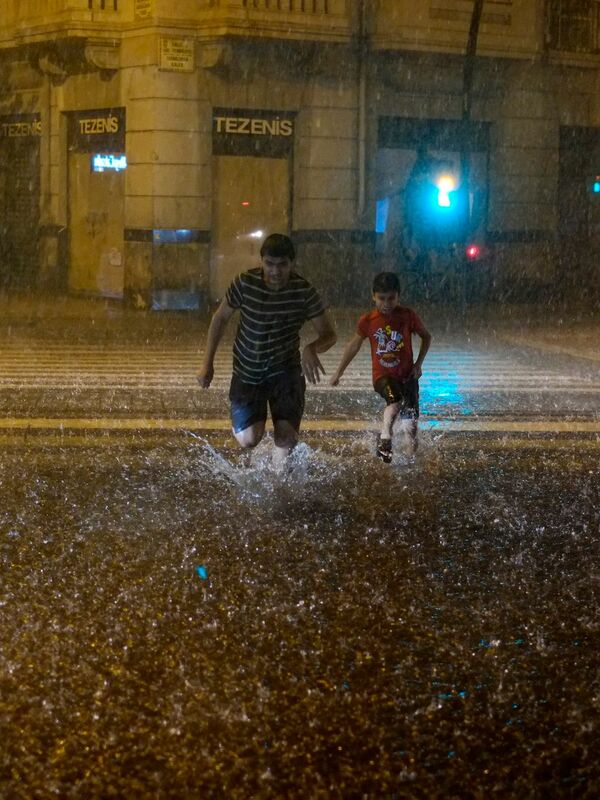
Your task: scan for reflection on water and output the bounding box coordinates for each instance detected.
[0,437,598,797]
[421,372,471,414]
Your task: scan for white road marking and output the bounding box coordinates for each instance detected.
[0,344,597,395]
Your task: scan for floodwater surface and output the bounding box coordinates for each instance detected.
[0,435,598,797]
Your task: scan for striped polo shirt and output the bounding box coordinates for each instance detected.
[225,267,325,384]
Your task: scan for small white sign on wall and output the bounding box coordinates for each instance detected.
[159,37,195,73]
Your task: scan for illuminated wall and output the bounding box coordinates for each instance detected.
[0,1,599,303]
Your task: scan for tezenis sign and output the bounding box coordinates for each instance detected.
[213,108,295,157]
[0,114,42,139]
[68,107,126,153]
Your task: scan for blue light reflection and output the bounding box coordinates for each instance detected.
[421,373,473,415]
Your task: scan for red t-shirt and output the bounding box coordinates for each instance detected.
[357,306,428,384]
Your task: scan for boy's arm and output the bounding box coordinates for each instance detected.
[197,299,236,388]
[410,327,432,380]
[330,334,364,386]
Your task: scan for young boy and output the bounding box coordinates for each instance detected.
[330,272,432,463]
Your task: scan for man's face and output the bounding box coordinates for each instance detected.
[373,290,399,315]
[262,255,292,289]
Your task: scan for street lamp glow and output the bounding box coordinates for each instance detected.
[436,174,456,208]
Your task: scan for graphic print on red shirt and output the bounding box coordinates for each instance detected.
[357,306,427,385]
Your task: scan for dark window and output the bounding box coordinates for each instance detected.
[547,0,600,53]
[378,117,490,153]
[558,126,600,238]
[88,0,118,9]
[0,129,41,287]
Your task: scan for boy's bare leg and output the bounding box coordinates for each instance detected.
[381,402,400,440]
[272,420,299,469]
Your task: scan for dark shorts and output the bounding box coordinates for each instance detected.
[374,375,419,419]
[229,370,306,434]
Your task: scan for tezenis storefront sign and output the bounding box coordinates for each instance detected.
[0,114,42,139]
[213,108,295,157]
[67,107,126,153]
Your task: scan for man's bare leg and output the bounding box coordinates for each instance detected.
[272,420,299,470]
[233,421,266,449]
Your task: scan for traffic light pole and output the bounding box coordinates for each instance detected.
[459,0,485,314]
[462,0,485,124]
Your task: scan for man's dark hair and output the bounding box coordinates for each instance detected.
[260,233,296,261]
[372,271,400,294]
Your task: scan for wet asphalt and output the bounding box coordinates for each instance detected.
[0,301,599,797]
[0,437,598,798]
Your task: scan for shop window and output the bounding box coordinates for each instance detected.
[559,126,600,238]
[547,0,600,53]
[88,0,118,9]
[242,1,330,12]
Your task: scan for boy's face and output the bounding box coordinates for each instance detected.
[373,290,399,315]
[261,255,292,289]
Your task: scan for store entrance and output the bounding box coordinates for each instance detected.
[210,155,289,302]
[68,152,124,297]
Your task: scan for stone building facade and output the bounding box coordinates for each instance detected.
[0,0,599,308]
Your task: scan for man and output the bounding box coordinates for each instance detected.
[198,233,336,465]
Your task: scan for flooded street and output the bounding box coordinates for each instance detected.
[3,0,600,794]
[1,434,598,797]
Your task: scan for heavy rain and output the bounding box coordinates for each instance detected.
[1,1,599,797]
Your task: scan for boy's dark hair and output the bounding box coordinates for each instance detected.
[372,271,400,294]
[260,233,296,261]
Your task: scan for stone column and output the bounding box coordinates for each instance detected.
[122,33,210,308]
[293,48,373,305]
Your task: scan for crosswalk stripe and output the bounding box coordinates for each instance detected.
[0,344,597,395]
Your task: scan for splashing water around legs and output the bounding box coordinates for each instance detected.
[272,419,300,473]
[399,418,418,459]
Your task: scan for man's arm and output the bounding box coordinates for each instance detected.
[330,334,364,386]
[301,310,337,384]
[410,327,432,379]
[197,299,236,388]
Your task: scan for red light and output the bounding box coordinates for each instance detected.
[466,244,480,260]
[241,201,250,207]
